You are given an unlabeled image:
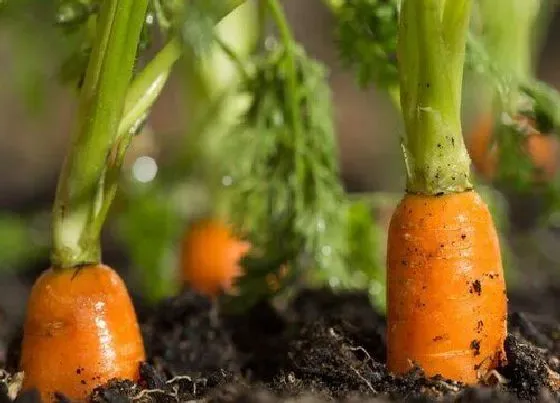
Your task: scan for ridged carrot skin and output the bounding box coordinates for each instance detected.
[387,191,507,383]
[20,265,145,402]
[180,219,251,297]
[468,114,559,180]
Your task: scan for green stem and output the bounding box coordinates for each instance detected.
[51,0,149,269]
[398,0,472,195]
[266,0,305,203]
[257,0,268,46]
[118,38,182,137]
[266,0,301,135]
[477,0,540,81]
[119,0,249,139]
[95,38,183,236]
[387,83,400,111]
[477,0,540,112]
[224,0,249,15]
[213,34,250,81]
[51,0,248,269]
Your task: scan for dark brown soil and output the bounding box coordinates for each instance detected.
[2,288,560,402]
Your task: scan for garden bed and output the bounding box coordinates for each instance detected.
[1,285,560,403]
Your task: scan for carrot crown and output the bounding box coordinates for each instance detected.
[51,0,149,269]
[398,0,472,195]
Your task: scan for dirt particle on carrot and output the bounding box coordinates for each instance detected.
[476,321,484,333]
[471,280,482,296]
[470,340,481,356]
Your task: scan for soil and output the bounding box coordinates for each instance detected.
[1,286,560,403]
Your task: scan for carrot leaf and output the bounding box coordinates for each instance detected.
[215,0,385,312]
[327,0,399,91]
[218,44,348,309]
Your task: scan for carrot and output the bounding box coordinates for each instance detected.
[387,192,507,381]
[180,219,251,297]
[468,113,559,181]
[20,265,145,402]
[467,1,556,182]
[20,1,149,400]
[387,0,507,383]
[468,113,497,179]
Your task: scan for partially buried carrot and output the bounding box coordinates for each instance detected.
[387,192,506,381]
[387,0,507,383]
[20,0,149,400]
[20,265,145,401]
[180,219,251,297]
[468,113,559,180]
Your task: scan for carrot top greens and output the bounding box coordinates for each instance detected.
[214,0,385,310]
[49,0,249,269]
[398,0,472,195]
[51,0,149,268]
[330,0,560,214]
[326,0,399,90]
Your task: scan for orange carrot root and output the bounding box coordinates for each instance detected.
[468,113,559,181]
[468,114,497,178]
[386,191,507,383]
[20,264,145,402]
[180,219,251,297]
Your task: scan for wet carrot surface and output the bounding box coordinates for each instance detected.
[20,264,145,402]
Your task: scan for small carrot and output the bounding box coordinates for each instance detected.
[468,113,558,181]
[20,1,149,400]
[20,265,145,402]
[180,219,251,297]
[467,1,556,181]
[387,0,507,383]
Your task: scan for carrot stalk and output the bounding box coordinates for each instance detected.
[476,0,539,86]
[118,38,182,139]
[387,0,507,383]
[467,0,559,181]
[21,0,149,400]
[398,0,472,195]
[51,0,150,269]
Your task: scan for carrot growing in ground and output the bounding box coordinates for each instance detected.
[177,3,256,299]
[469,114,559,181]
[387,0,507,383]
[19,0,151,400]
[467,0,559,182]
[180,218,251,297]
